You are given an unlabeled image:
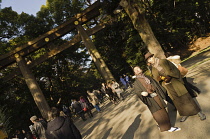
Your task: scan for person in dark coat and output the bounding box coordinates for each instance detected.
[46,107,82,139]
[145,52,204,119]
[71,99,86,121]
[133,66,181,132]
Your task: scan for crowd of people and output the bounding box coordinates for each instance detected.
[8,79,131,139]
[6,51,207,138]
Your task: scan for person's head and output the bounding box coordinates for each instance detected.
[71,99,76,102]
[133,66,143,75]
[30,116,38,123]
[145,52,155,65]
[48,107,60,121]
[165,51,173,58]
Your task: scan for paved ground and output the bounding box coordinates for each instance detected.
[74,49,210,139]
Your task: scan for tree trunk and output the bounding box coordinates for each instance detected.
[15,54,50,119]
[119,0,166,59]
[76,25,115,82]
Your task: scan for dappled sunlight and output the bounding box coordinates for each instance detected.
[33,92,43,102]
[29,82,37,90]
[55,32,60,36]
[75,65,210,139]
[75,92,156,138]
[27,41,32,45]
[79,16,88,23]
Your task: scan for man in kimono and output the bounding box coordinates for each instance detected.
[145,52,206,120]
[133,66,181,132]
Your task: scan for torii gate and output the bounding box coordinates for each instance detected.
[0,1,114,119]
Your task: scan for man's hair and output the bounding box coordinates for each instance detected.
[48,107,60,121]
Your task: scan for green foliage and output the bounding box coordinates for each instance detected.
[0,78,38,135]
[148,0,210,54]
[0,0,209,135]
[0,106,12,134]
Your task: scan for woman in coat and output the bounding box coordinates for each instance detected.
[133,66,180,132]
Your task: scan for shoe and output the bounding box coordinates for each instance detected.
[168,127,181,132]
[180,116,189,122]
[198,113,206,121]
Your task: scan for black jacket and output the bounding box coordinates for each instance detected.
[46,116,82,139]
[71,101,83,113]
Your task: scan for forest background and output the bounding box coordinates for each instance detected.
[0,0,209,136]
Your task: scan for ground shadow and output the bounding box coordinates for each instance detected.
[81,115,106,138]
[101,127,113,139]
[121,114,142,139]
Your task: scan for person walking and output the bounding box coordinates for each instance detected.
[45,107,82,139]
[93,90,103,104]
[106,83,119,104]
[111,80,125,101]
[133,66,181,132]
[62,105,72,118]
[29,116,47,139]
[124,74,133,88]
[80,96,93,118]
[87,90,101,112]
[101,83,107,97]
[145,52,204,120]
[165,52,206,122]
[71,99,86,121]
[120,76,127,90]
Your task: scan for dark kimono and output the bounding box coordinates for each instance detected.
[151,59,200,116]
[134,75,171,132]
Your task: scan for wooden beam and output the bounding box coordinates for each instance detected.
[0,1,101,70]
[2,23,105,82]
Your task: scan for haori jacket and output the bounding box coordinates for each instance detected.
[134,75,172,113]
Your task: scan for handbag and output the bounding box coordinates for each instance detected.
[83,107,88,111]
[178,65,188,77]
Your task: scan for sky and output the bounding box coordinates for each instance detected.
[1,0,46,16]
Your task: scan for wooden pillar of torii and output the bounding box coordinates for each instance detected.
[75,23,115,82]
[14,53,50,119]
